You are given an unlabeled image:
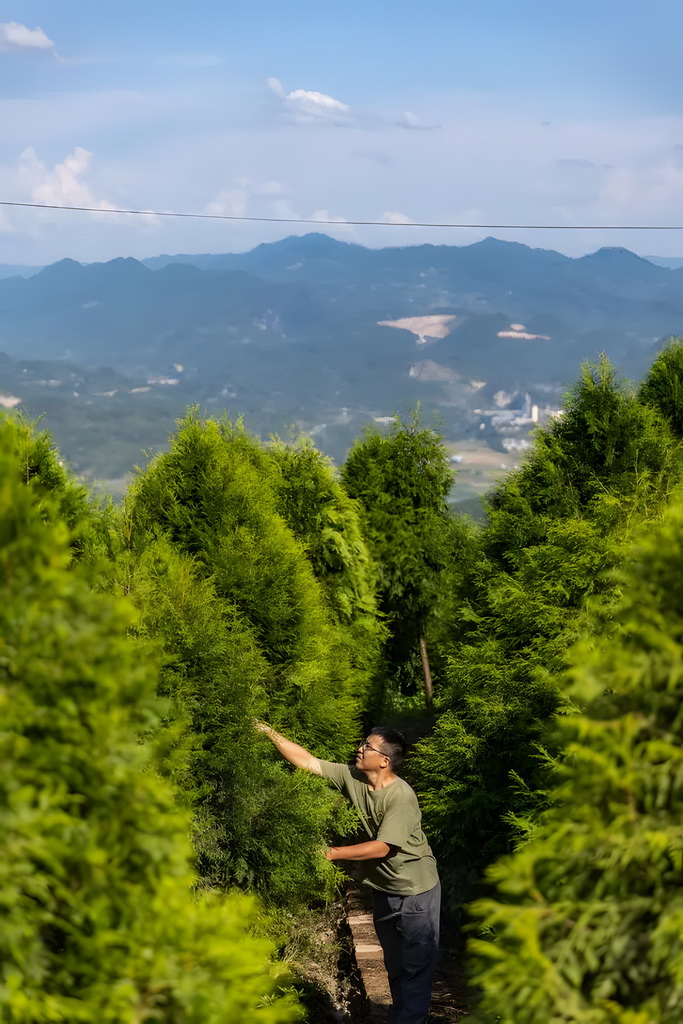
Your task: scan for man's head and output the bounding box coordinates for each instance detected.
[355,726,406,774]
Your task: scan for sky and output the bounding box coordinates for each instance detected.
[1,0,683,265]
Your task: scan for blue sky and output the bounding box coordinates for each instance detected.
[1,0,682,263]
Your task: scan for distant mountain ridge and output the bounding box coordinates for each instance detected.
[644,255,683,270]
[2,234,681,370]
[1,234,683,479]
[0,262,43,280]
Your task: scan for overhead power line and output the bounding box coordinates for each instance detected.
[0,199,682,230]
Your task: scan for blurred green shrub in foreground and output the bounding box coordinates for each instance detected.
[469,493,683,1023]
[0,415,300,1023]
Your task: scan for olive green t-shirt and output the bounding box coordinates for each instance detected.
[319,760,439,896]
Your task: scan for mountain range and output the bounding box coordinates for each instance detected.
[1,234,682,486]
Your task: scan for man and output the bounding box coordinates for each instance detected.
[255,721,440,1024]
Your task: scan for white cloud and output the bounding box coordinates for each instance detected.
[381,211,414,224]
[288,89,349,114]
[396,110,440,131]
[594,157,683,220]
[311,208,349,223]
[19,147,116,213]
[266,79,439,134]
[266,77,285,98]
[309,209,355,235]
[0,21,53,54]
[205,178,291,217]
[267,77,353,126]
[206,178,355,233]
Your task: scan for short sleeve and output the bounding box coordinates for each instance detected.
[318,760,353,794]
[375,792,417,849]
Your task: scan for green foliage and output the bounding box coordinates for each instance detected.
[639,336,683,439]
[0,413,114,571]
[131,534,359,906]
[469,493,683,1024]
[215,424,386,700]
[263,436,381,628]
[412,358,682,889]
[265,434,388,713]
[122,412,364,906]
[423,509,483,686]
[126,411,362,744]
[341,410,454,694]
[485,357,679,566]
[0,414,300,1023]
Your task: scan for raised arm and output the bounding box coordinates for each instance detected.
[254,720,323,775]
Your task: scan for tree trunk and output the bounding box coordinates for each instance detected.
[419,634,433,708]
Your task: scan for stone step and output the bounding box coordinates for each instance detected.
[345,884,391,1023]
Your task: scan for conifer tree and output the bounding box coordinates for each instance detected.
[412,358,681,889]
[122,412,362,905]
[0,414,299,1023]
[6,413,114,569]
[217,424,386,701]
[469,493,683,1024]
[127,535,354,905]
[126,411,362,745]
[341,411,454,703]
[261,436,381,629]
[485,356,678,566]
[639,336,683,439]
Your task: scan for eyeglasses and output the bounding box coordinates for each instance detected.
[358,740,387,757]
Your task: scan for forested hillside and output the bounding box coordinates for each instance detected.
[3,234,683,483]
[3,338,683,1022]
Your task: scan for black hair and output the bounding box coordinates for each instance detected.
[368,726,406,770]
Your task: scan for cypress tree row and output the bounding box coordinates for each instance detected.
[341,411,454,702]
[127,411,363,744]
[0,415,300,1023]
[219,423,386,700]
[411,358,682,894]
[469,492,683,1024]
[121,412,366,906]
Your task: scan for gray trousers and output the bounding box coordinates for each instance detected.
[372,882,441,1024]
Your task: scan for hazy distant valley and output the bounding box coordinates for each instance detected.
[2,233,682,507]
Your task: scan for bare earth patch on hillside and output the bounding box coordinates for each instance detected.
[378,315,459,344]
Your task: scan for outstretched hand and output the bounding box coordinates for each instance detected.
[253,719,272,735]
